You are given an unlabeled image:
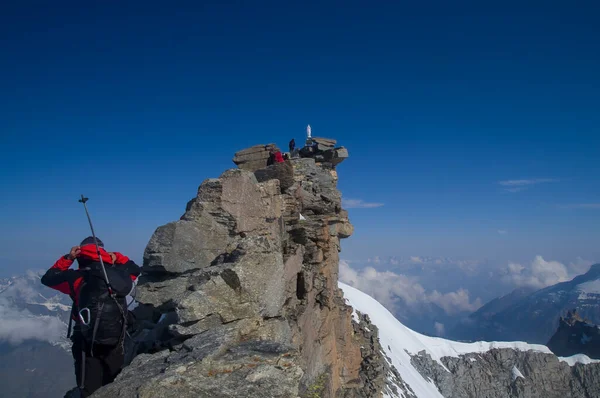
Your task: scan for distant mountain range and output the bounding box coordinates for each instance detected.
[0,272,74,398]
[450,264,600,344]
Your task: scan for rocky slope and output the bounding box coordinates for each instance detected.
[95,139,388,398]
[547,310,600,359]
[411,347,600,398]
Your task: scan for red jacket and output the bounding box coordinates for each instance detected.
[41,244,140,304]
[273,151,284,163]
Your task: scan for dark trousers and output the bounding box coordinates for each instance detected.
[71,334,124,397]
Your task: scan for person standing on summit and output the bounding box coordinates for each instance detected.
[41,237,141,397]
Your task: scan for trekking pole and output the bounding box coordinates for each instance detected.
[78,195,113,295]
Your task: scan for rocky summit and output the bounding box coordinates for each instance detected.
[94,139,385,397]
[90,137,600,398]
[547,309,600,359]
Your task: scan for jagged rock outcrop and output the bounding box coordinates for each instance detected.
[299,137,349,166]
[351,311,417,398]
[548,310,600,359]
[232,144,280,171]
[93,141,385,397]
[410,348,600,398]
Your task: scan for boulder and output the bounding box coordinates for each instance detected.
[253,160,295,192]
[311,137,337,152]
[322,146,349,166]
[232,144,279,172]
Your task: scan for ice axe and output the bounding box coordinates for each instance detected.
[78,195,113,295]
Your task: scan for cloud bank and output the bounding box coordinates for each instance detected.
[0,271,66,345]
[502,255,593,289]
[342,198,384,209]
[0,299,65,345]
[339,260,482,315]
[498,178,558,192]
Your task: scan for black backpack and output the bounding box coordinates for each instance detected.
[75,263,133,347]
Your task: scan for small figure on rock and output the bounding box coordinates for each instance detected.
[289,138,295,152]
[41,237,141,398]
[267,147,284,165]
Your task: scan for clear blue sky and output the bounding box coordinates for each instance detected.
[1,1,599,276]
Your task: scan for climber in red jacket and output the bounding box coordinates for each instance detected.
[267,147,285,166]
[42,239,139,299]
[41,237,141,397]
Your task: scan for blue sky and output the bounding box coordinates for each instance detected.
[1,1,599,277]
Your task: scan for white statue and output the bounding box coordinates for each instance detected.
[306,124,312,139]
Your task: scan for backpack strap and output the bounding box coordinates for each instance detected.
[67,306,74,338]
[118,311,128,354]
[89,302,105,357]
[114,296,128,353]
[79,348,86,391]
[66,276,80,338]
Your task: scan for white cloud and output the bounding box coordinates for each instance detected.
[342,198,384,209]
[339,260,482,315]
[1,276,40,302]
[499,178,558,187]
[429,288,482,315]
[507,262,525,274]
[497,229,508,235]
[498,178,558,192]
[410,256,425,264]
[0,299,65,345]
[434,322,445,337]
[502,256,595,290]
[0,270,66,346]
[503,255,574,289]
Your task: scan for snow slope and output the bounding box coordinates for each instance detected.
[339,282,598,398]
[511,365,524,381]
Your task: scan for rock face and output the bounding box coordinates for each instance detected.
[548,310,600,359]
[232,144,280,171]
[300,137,349,166]
[411,348,600,398]
[94,141,386,397]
